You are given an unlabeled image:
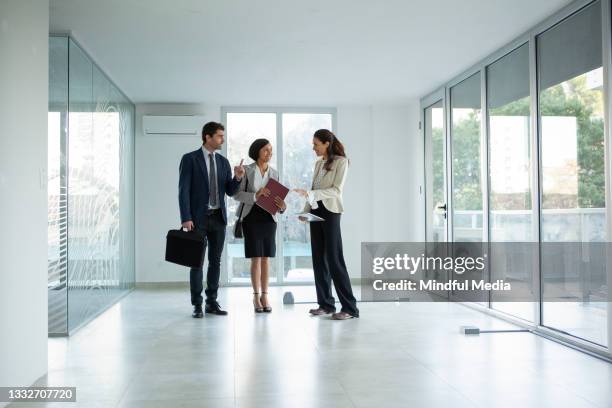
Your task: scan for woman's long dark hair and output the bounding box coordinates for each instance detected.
[313,129,346,171]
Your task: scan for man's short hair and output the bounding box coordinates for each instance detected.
[202,122,225,142]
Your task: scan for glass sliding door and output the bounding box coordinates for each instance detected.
[450,72,486,303]
[281,113,332,283]
[424,100,447,243]
[225,112,277,283]
[423,98,450,299]
[450,73,485,242]
[486,43,535,322]
[537,1,607,346]
[421,0,611,358]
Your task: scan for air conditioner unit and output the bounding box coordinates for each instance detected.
[143,115,206,136]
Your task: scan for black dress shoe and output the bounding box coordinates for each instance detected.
[205,302,228,316]
[192,305,203,318]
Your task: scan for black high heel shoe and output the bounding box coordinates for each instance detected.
[253,292,264,313]
[260,292,272,313]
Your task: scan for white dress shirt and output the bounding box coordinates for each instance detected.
[202,147,220,210]
[252,165,270,202]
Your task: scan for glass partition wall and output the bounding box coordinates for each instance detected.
[421,0,611,359]
[48,36,135,335]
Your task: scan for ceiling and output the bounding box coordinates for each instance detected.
[50,0,572,105]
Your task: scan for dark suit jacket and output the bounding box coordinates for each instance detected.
[178,148,241,225]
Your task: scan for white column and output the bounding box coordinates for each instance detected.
[0,0,49,398]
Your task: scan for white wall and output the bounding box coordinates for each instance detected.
[135,104,221,283]
[336,102,424,276]
[0,0,49,398]
[371,102,424,242]
[335,106,374,277]
[135,102,423,282]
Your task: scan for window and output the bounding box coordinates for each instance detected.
[281,113,333,282]
[487,43,535,322]
[451,72,484,242]
[422,0,610,354]
[225,113,277,284]
[223,108,335,284]
[424,100,446,243]
[538,1,607,346]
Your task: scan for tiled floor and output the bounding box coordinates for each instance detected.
[9,286,612,407]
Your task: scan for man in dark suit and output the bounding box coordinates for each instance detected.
[179,121,245,318]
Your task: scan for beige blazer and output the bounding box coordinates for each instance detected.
[303,156,349,214]
[232,163,284,222]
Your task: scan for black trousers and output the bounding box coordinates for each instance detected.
[309,202,359,317]
[190,210,226,306]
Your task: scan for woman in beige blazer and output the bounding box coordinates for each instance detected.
[294,129,359,320]
[233,139,286,313]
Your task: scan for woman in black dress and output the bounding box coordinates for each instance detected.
[233,139,286,313]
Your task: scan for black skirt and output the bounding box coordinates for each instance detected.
[242,204,277,258]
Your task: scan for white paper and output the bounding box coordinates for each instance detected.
[295,212,325,222]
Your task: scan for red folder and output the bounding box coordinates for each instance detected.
[255,178,290,215]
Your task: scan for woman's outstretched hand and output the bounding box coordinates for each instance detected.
[292,188,308,198]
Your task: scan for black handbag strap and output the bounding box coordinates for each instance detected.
[237,174,249,220]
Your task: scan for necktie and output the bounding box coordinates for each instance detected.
[209,153,218,207]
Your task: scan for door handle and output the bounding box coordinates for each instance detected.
[435,203,447,219]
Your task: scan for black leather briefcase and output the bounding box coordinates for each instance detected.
[165,227,206,268]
